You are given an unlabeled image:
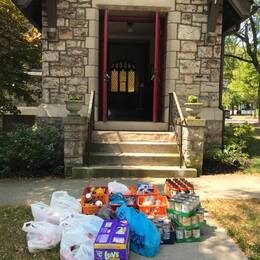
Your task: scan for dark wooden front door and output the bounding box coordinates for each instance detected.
[107,42,152,121]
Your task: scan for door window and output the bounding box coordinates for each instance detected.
[110,61,136,93]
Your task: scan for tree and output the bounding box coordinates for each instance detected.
[224,1,260,121]
[0,0,41,115]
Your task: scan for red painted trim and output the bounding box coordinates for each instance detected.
[109,16,153,23]
[153,12,160,122]
[102,9,108,121]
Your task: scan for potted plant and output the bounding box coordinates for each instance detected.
[65,93,84,116]
[184,95,203,118]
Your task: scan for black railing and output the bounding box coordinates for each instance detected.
[85,91,95,166]
[168,92,186,168]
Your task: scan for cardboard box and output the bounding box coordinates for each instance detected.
[94,219,130,260]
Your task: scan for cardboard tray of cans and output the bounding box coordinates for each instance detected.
[167,193,201,217]
[164,178,194,198]
[175,227,202,243]
[167,205,201,217]
[172,218,206,230]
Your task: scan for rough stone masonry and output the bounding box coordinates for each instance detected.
[41,0,223,144]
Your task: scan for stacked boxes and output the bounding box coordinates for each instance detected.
[167,193,206,243]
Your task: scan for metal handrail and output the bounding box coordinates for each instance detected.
[85,91,95,165]
[168,92,186,168]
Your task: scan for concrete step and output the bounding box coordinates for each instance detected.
[91,141,179,154]
[89,152,180,166]
[95,121,168,131]
[72,165,197,178]
[92,131,176,143]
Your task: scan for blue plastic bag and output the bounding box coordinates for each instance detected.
[116,204,160,257]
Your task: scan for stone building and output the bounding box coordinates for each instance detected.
[10,0,254,176]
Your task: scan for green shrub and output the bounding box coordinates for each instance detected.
[224,123,255,152]
[0,124,64,177]
[204,123,254,173]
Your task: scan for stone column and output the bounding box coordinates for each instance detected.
[182,118,206,176]
[64,116,87,176]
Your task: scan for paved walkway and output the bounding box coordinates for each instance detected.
[0,174,259,260]
[0,174,259,205]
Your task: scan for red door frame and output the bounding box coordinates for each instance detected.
[153,12,160,122]
[102,9,108,121]
[101,12,161,122]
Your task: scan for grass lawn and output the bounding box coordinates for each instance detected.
[246,127,260,174]
[0,206,59,259]
[203,199,260,260]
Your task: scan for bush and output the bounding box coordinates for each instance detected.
[203,123,254,173]
[224,123,255,152]
[0,124,64,177]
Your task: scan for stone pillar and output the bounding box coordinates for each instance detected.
[182,118,206,176]
[64,116,87,176]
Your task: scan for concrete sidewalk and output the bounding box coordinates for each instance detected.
[0,174,259,205]
[0,174,259,260]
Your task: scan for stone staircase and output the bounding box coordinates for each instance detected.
[72,130,197,178]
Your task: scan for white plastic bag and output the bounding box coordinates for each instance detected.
[31,202,62,225]
[60,213,103,242]
[22,221,61,253]
[60,227,94,260]
[60,214,103,260]
[50,191,81,213]
[108,181,130,195]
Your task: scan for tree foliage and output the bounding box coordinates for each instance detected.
[0,0,41,114]
[224,0,260,119]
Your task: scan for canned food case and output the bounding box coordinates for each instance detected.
[167,205,202,217]
[172,218,206,230]
[176,237,201,243]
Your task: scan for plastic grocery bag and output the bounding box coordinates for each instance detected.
[22,221,61,253]
[60,227,94,260]
[31,202,62,225]
[60,213,103,242]
[116,204,160,257]
[108,181,130,195]
[60,214,103,260]
[50,191,81,213]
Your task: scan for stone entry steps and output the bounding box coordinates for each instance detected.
[92,131,176,143]
[90,142,179,153]
[72,165,197,178]
[71,130,197,178]
[89,152,180,166]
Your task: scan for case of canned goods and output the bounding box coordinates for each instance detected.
[164,178,194,198]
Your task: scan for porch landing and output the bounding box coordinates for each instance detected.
[95,121,168,131]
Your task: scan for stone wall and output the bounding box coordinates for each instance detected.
[41,0,99,117]
[165,0,223,143]
[40,0,223,143]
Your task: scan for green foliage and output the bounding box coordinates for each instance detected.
[187,95,199,103]
[204,123,255,172]
[0,124,64,177]
[68,93,84,101]
[225,123,256,151]
[0,0,41,114]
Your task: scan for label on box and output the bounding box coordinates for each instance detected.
[94,219,130,260]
